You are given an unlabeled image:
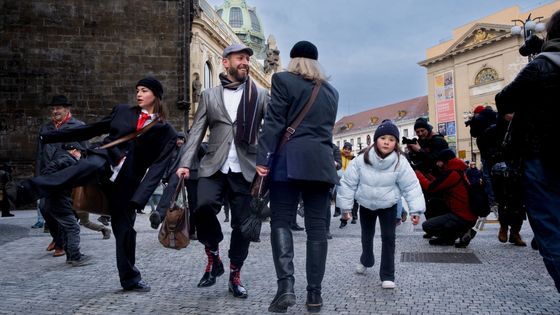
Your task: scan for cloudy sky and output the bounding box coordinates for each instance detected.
[205,0,553,119]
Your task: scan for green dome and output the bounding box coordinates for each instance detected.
[216,0,266,59]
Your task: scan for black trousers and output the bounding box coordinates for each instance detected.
[269,180,331,242]
[195,171,251,267]
[24,154,141,288]
[359,205,396,281]
[422,212,474,241]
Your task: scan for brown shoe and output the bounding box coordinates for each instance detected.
[498,226,508,243]
[46,241,56,251]
[53,248,65,257]
[509,232,527,247]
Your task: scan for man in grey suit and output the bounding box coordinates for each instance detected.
[176,43,269,299]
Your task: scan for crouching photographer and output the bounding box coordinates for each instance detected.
[495,9,560,293]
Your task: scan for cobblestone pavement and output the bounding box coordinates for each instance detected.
[0,208,558,315]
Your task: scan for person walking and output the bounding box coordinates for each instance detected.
[337,120,425,289]
[176,43,269,299]
[495,9,560,292]
[7,77,177,292]
[256,40,338,313]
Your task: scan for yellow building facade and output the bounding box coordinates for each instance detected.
[419,1,560,161]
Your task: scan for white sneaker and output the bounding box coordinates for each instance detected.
[381,281,395,289]
[355,263,367,274]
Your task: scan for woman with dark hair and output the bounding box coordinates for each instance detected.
[7,77,177,292]
[256,40,338,313]
[495,9,560,292]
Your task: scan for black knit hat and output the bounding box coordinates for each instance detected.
[374,120,400,142]
[136,77,163,100]
[46,95,72,107]
[437,149,456,163]
[290,41,318,60]
[343,142,352,149]
[413,117,433,132]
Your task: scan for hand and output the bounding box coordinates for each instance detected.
[176,167,190,179]
[342,212,352,221]
[408,143,421,152]
[411,214,421,225]
[256,165,269,176]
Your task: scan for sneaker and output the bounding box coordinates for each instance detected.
[31,222,44,229]
[69,254,92,267]
[101,228,111,240]
[381,281,395,289]
[355,263,367,274]
[97,216,110,226]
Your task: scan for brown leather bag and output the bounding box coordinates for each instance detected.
[71,185,110,216]
[158,179,190,250]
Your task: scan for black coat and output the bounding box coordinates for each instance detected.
[41,104,177,208]
[257,72,339,185]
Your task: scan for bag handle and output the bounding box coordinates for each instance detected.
[277,82,322,151]
[99,117,160,150]
[170,178,187,208]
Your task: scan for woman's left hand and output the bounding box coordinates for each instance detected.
[410,214,421,225]
[256,165,269,176]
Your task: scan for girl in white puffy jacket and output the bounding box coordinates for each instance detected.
[336,120,425,289]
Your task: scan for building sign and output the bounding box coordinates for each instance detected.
[435,71,457,149]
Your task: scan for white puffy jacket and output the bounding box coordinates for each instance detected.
[336,150,425,214]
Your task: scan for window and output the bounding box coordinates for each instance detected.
[249,10,261,32]
[357,137,362,149]
[216,9,223,18]
[336,141,340,148]
[474,67,499,85]
[229,7,243,28]
[403,128,409,138]
[204,61,212,90]
[366,135,371,145]
[350,139,354,146]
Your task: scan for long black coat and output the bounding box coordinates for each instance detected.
[41,104,177,209]
[257,72,339,185]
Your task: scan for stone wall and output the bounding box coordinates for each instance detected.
[0,0,187,176]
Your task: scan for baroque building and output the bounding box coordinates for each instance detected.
[418,1,560,161]
[333,96,428,155]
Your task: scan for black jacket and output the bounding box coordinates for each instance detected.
[257,72,339,185]
[495,40,560,161]
[41,104,177,208]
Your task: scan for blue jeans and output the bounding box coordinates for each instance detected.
[481,158,495,205]
[523,158,560,293]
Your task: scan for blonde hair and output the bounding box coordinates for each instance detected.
[287,57,329,82]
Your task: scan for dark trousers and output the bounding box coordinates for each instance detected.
[45,194,81,260]
[359,205,397,282]
[195,171,251,267]
[423,212,473,241]
[524,158,560,292]
[186,178,198,234]
[269,180,331,242]
[39,198,64,249]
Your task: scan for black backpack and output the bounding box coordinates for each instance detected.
[456,170,491,217]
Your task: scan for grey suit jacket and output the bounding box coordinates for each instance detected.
[179,82,269,182]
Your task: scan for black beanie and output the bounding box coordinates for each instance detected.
[136,77,163,100]
[437,149,456,163]
[414,117,433,132]
[374,120,400,142]
[290,41,318,60]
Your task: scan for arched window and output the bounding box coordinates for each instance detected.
[475,67,499,85]
[204,61,212,90]
[249,10,261,32]
[229,7,243,28]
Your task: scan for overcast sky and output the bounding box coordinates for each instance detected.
[206,0,553,119]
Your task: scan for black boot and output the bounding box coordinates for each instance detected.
[455,229,476,248]
[198,247,224,287]
[268,227,296,313]
[228,263,248,298]
[306,240,327,313]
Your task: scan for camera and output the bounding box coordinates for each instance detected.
[519,34,544,57]
[402,137,418,145]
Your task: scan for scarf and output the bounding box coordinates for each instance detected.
[53,112,72,129]
[220,73,259,145]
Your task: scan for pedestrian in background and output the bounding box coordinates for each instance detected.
[337,120,425,289]
[257,40,338,313]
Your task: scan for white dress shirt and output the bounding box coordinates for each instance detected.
[220,85,244,174]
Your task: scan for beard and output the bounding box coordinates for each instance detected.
[228,65,249,82]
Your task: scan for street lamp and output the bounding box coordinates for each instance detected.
[511,14,546,61]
